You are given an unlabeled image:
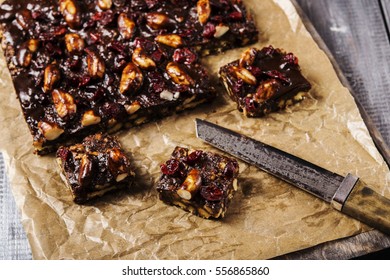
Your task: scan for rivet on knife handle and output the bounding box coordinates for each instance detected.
[332,174,390,234]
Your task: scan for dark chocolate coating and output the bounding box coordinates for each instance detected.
[0,0,257,154]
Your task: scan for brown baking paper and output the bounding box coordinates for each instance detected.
[1,0,389,260]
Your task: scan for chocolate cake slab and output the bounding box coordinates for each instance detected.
[219,46,312,117]
[156,146,239,219]
[56,133,135,204]
[0,0,258,154]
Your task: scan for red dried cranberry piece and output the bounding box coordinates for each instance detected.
[210,0,229,9]
[91,87,105,101]
[263,70,290,84]
[65,56,82,71]
[201,183,224,201]
[89,32,101,44]
[172,83,189,93]
[56,147,70,162]
[79,76,92,87]
[113,56,128,72]
[145,0,160,9]
[186,150,203,165]
[244,97,257,112]
[262,45,276,56]
[134,37,156,52]
[147,71,165,93]
[100,102,127,121]
[247,66,262,78]
[283,53,299,66]
[173,48,197,65]
[150,49,164,63]
[232,78,244,95]
[229,11,243,21]
[92,10,114,26]
[203,22,216,39]
[131,0,148,10]
[160,159,180,175]
[210,15,223,24]
[108,41,126,54]
[223,161,239,179]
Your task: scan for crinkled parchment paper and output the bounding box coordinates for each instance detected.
[1,0,389,259]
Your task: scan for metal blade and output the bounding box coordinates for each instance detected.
[195,119,344,202]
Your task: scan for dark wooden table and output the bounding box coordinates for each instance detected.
[1,0,390,259]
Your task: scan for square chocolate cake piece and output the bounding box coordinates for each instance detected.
[219,46,312,117]
[156,146,239,219]
[56,133,135,204]
[0,0,258,154]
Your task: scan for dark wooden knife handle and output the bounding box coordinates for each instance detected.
[341,179,390,235]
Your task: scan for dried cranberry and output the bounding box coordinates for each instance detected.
[203,22,216,39]
[262,45,276,56]
[31,11,42,19]
[232,78,244,95]
[229,11,243,21]
[223,161,239,179]
[133,37,156,52]
[172,83,189,93]
[186,150,203,165]
[150,49,164,63]
[100,102,127,121]
[283,53,299,66]
[131,0,148,10]
[145,0,160,9]
[160,159,180,175]
[244,97,257,112]
[113,56,127,72]
[210,15,223,24]
[92,10,114,26]
[201,184,224,201]
[210,0,230,9]
[173,48,197,65]
[44,42,62,56]
[66,56,82,71]
[179,29,195,39]
[79,76,91,87]
[147,71,165,93]
[108,41,126,54]
[56,147,70,162]
[39,26,67,41]
[89,32,101,44]
[247,66,262,78]
[81,86,105,102]
[263,70,290,84]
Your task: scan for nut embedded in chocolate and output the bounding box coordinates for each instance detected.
[156,147,239,219]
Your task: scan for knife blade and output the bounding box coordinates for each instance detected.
[195,119,390,235]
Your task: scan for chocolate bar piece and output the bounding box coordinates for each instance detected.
[219,46,312,117]
[0,1,220,154]
[56,133,135,204]
[156,146,239,219]
[0,0,258,154]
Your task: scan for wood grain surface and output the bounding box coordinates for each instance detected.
[296,0,390,149]
[1,0,390,260]
[279,0,390,259]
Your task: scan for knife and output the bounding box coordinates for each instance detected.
[195,119,390,235]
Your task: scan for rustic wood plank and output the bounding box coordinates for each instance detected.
[295,0,390,149]
[284,0,390,259]
[380,0,390,36]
